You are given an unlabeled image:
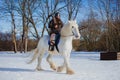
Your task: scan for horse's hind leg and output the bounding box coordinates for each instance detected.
[47,54,56,71]
[36,50,45,71]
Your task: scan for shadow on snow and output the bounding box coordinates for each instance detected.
[0,67,34,72]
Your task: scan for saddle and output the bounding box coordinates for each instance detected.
[48,33,60,52]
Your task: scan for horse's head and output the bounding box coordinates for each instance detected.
[61,20,80,39]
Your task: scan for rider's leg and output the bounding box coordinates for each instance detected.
[55,33,60,44]
[50,33,56,45]
[49,33,56,51]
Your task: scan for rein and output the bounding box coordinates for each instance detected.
[61,34,74,37]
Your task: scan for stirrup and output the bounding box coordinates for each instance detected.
[49,45,54,51]
[49,40,55,51]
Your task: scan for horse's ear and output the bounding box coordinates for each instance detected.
[68,20,70,23]
[74,20,77,23]
[68,20,71,24]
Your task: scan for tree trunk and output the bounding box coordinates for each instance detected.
[24,31,28,53]
[20,14,26,53]
[24,23,29,53]
[11,12,17,53]
[20,34,24,53]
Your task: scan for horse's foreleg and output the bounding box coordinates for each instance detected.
[47,54,56,71]
[64,53,74,75]
[36,50,44,71]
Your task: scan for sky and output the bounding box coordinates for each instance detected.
[0,0,97,34]
[0,19,11,33]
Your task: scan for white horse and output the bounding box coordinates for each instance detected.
[28,20,80,75]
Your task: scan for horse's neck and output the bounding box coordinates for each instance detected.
[61,23,71,36]
[60,36,73,43]
[60,23,73,43]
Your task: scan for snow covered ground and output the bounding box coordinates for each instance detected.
[0,51,120,80]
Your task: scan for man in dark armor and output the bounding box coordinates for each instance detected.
[48,12,63,51]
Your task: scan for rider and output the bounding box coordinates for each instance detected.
[48,12,63,51]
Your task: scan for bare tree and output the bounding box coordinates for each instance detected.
[79,0,102,51]
[97,0,120,51]
[0,0,17,53]
[64,0,82,20]
[16,0,29,53]
[80,18,102,51]
[25,0,40,40]
[23,0,39,52]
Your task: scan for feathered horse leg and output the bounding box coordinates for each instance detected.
[64,53,74,75]
[36,50,45,71]
[47,54,57,71]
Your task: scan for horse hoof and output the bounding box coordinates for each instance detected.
[51,67,56,71]
[50,64,56,71]
[36,67,44,71]
[57,66,63,72]
[67,69,74,75]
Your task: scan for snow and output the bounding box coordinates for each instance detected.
[0,51,120,80]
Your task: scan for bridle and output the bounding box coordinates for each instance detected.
[61,34,74,37]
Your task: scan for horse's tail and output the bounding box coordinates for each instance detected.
[27,48,39,64]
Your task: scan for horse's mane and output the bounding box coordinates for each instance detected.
[60,21,73,36]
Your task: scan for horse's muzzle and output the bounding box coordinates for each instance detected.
[74,35,80,39]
